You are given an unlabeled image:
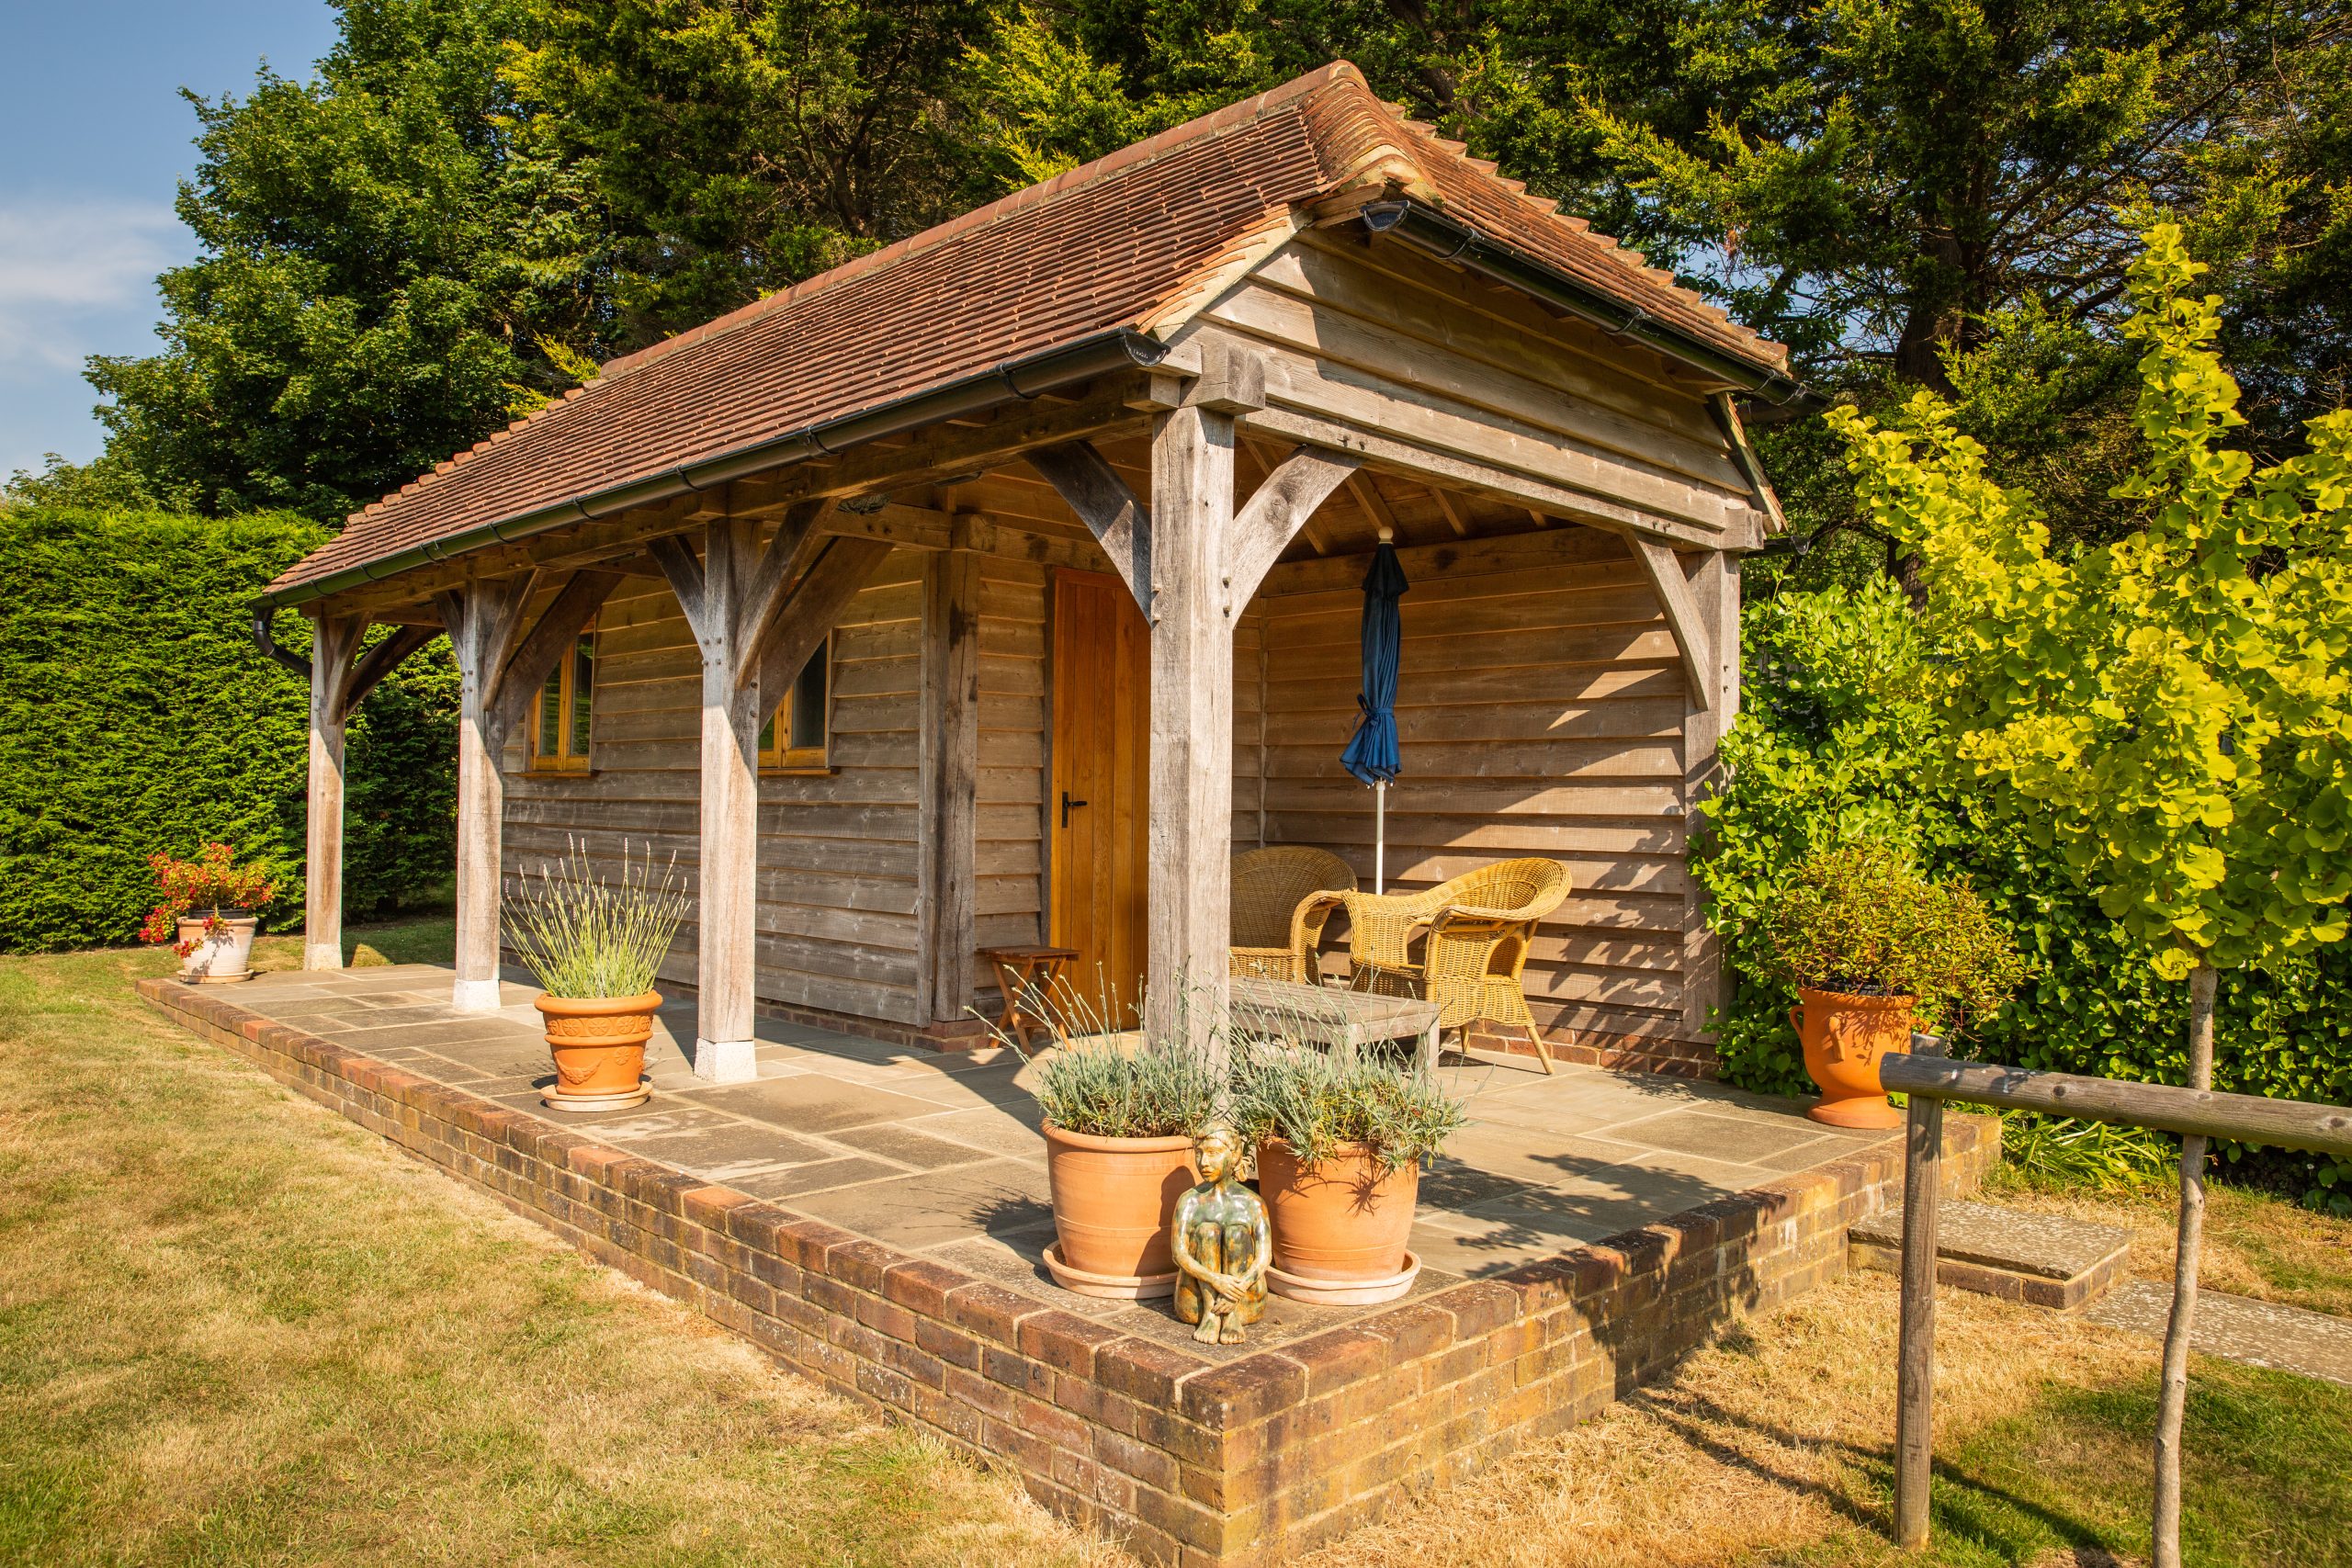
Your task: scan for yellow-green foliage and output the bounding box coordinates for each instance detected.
[1829,224,2352,979]
[0,507,457,951]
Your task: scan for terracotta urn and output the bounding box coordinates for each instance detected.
[176,912,258,983]
[1041,1123,1197,1298]
[1790,987,1914,1129]
[1256,1139,1422,1303]
[535,991,661,1111]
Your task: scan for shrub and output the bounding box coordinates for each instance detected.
[1761,840,2023,1032]
[0,506,457,950]
[1700,577,2352,1197]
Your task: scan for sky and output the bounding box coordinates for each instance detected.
[0,0,342,479]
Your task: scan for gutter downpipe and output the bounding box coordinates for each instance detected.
[252,327,1169,615]
[1358,200,1815,411]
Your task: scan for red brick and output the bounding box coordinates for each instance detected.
[880,1258,967,1317]
[1177,1353,1306,1428]
[1017,1310,1124,1379]
[1095,1336,1205,1409]
[944,1281,1041,1348]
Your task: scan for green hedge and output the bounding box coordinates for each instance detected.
[1699,579,2352,1198]
[0,507,457,951]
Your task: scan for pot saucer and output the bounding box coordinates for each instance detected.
[1042,1241,1178,1300]
[542,1079,652,1112]
[1267,1250,1421,1305]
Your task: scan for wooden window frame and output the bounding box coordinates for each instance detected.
[526,622,596,774]
[759,633,833,776]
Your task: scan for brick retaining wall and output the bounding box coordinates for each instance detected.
[142,976,1994,1564]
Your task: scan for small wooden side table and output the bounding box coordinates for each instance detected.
[978,945,1079,1049]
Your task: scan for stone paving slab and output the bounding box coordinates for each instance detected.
[2087,1279,2352,1386]
[1852,1198,2132,1310]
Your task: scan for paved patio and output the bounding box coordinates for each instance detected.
[231,962,1889,1350]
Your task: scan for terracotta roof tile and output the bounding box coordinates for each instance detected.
[270,61,1785,598]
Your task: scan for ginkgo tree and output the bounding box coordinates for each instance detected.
[1828,224,2352,1568]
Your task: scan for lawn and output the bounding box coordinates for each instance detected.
[6,926,2347,1567]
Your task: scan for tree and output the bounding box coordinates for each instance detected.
[87,0,605,521]
[1829,224,2352,1565]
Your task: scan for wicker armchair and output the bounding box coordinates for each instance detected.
[1339,858,1571,1072]
[1229,847,1358,983]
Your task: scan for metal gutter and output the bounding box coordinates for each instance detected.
[1358,199,1818,411]
[254,327,1170,612]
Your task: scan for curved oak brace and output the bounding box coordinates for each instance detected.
[1030,440,1151,609]
[1629,536,1715,713]
[489,570,622,735]
[754,536,891,699]
[1226,446,1359,607]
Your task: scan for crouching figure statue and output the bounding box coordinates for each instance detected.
[1171,1123,1271,1345]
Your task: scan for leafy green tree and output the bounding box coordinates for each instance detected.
[1829,224,2352,1565]
[87,0,603,520]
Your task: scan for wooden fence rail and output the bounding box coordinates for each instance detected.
[1882,1045,2352,1551]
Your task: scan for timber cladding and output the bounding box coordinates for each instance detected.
[502,550,933,1025]
[142,978,1996,1566]
[1241,525,1701,1063]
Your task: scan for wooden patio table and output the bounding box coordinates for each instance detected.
[1227,975,1442,1073]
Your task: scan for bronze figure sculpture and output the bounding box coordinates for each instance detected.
[1170,1123,1271,1344]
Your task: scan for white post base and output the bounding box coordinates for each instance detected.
[303,942,346,972]
[450,976,505,1013]
[694,1036,760,1084]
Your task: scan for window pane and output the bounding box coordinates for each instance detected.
[569,635,594,758]
[789,644,828,752]
[538,665,562,762]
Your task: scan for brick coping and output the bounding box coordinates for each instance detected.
[141,975,1995,1565]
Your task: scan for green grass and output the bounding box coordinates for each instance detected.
[0,943,1093,1567]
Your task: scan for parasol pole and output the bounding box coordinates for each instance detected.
[1374,781,1386,895]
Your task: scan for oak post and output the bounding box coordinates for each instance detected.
[303,614,366,971]
[917,543,982,1022]
[436,579,533,1014]
[1143,401,1237,1058]
[654,523,765,1083]
[1894,1031,1946,1550]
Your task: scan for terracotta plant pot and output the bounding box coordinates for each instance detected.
[1041,1123,1197,1296]
[1791,987,1914,1129]
[176,912,258,983]
[536,991,661,1111]
[1257,1139,1420,1298]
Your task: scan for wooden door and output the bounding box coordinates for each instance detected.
[1049,570,1150,1027]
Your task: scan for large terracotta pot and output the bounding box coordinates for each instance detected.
[536,991,661,1111]
[176,912,258,983]
[1257,1139,1419,1286]
[1041,1123,1197,1294]
[1791,987,1914,1129]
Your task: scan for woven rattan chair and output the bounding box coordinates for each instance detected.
[1229,847,1358,983]
[1339,858,1571,1072]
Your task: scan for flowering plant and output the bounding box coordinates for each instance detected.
[140,843,278,957]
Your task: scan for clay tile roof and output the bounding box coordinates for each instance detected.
[267,60,1788,601]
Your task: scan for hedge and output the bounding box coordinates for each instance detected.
[0,507,457,951]
[1698,579,2352,1200]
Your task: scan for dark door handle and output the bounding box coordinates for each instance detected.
[1060,791,1089,829]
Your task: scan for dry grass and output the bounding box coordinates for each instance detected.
[1982,1168,2352,1319]
[0,943,1107,1567]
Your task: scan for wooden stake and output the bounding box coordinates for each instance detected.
[2154,959,2217,1568]
[1894,1032,1947,1551]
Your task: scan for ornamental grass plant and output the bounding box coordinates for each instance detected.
[1228,1040,1467,1174]
[1762,840,2024,1033]
[504,840,688,999]
[993,983,1221,1140]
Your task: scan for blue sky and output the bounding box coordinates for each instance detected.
[0,1,341,479]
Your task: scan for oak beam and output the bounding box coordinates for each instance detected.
[753,537,892,701]
[338,624,442,721]
[435,576,537,1012]
[1029,440,1151,609]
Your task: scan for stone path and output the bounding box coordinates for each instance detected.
[2086,1278,2352,1387]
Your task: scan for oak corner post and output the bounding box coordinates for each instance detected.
[1143,399,1238,1060]
[302,613,366,972]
